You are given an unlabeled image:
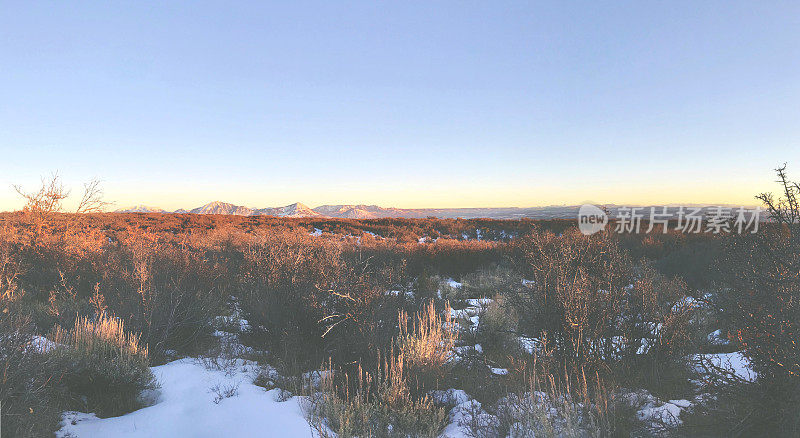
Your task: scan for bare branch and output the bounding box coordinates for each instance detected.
[75,178,112,214]
[12,172,69,216]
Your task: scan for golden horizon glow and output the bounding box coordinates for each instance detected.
[0,176,772,213]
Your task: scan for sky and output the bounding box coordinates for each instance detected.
[1,1,798,211]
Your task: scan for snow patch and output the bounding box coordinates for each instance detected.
[57,359,310,437]
[693,352,756,382]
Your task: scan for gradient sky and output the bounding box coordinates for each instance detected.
[1,1,798,211]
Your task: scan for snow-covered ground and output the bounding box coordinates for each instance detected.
[58,359,311,438]
[54,348,758,437]
[55,288,758,438]
[693,351,756,382]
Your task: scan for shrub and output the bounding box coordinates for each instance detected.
[507,228,632,372]
[48,314,157,417]
[461,370,643,438]
[411,271,440,304]
[305,301,455,437]
[506,228,694,388]
[461,264,519,299]
[680,374,800,437]
[305,357,448,438]
[107,235,226,362]
[475,295,521,356]
[237,229,402,369]
[0,314,65,438]
[397,300,457,394]
[707,165,800,435]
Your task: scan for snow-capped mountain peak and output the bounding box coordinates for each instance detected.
[189,201,254,216]
[115,205,168,213]
[254,202,320,217]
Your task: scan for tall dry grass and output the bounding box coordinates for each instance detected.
[398,300,456,393]
[48,313,156,417]
[50,314,148,361]
[306,354,448,438]
[461,366,642,438]
[305,300,457,437]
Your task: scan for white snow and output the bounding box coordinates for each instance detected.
[706,329,730,346]
[29,335,60,353]
[622,390,692,429]
[446,279,463,289]
[693,351,756,382]
[443,399,483,438]
[464,298,492,307]
[636,398,687,427]
[518,336,543,355]
[429,388,470,406]
[57,359,310,438]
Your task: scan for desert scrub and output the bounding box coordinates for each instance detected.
[462,370,643,438]
[411,271,440,303]
[306,301,455,437]
[0,314,66,438]
[475,294,521,356]
[397,300,457,394]
[48,313,157,417]
[461,264,520,299]
[305,358,448,438]
[506,229,695,381]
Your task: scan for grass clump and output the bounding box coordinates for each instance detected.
[306,358,448,438]
[461,369,644,438]
[398,300,457,392]
[49,313,157,417]
[305,300,455,437]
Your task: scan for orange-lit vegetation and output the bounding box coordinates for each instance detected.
[0,211,726,436]
[2,169,800,437]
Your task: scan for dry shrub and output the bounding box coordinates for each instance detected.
[0,237,24,302]
[507,228,694,390]
[305,301,456,437]
[398,300,457,393]
[2,229,225,363]
[102,234,226,362]
[461,264,520,299]
[306,355,448,438]
[411,271,440,303]
[461,368,642,438]
[236,229,348,363]
[508,228,634,372]
[475,295,521,356]
[0,314,66,438]
[702,165,800,436]
[237,229,401,368]
[49,314,157,417]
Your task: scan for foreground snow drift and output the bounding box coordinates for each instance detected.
[58,359,311,438]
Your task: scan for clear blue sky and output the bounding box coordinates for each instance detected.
[1,1,798,210]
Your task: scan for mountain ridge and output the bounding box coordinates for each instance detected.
[115,202,576,218]
[114,202,762,220]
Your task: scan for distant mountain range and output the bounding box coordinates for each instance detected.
[114,201,589,219]
[115,202,759,220]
